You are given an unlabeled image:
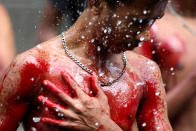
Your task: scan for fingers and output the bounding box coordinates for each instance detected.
[90,76,105,98]
[38,96,81,121]
[61,71,89,99]
[43,80,75,106]
[42,117,64,125]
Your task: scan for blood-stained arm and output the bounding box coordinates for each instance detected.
[0,57,29,130]
[0,52,47,130]
[136,62,172,131]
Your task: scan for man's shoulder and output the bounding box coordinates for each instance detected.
[126,51,161,81]
[16,35,62,65]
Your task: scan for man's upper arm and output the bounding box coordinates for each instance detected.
[136,62,172,131]
[0,56,29,130]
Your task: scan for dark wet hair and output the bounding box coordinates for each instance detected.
[89,0,167,8]
[106,0,167,8]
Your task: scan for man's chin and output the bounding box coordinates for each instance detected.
[108,46,134,54]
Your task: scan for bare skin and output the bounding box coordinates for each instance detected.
[0,4,15,76]
[0,0,172,130]
[136,0,196,130]
[154,5,196,130]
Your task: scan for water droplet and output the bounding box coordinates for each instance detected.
[150,66,156,71]
[142,122,147,127]
[148,20,155,26]
[150,39,154,43]
[99,72,104,77]
[125,16,128,19]
[140,37,145,41]
[108,28,112,34]
[113,13,117,18]
[170,67,174,71]
[45,107,48,111]
[88,22,92,25]
[155,92,160,96]
[30,77,35,81]
[123,104,128,108]
[37,44,41,49]
[41,97,48,104]
[117,20,122,26]
[32,117,41,123]
[97,46,101,52]
[127,43,131,48]
[125,35,131,38]
[143,10,148,15]
[81,35,85,39]
[152,50,156,54]
[171,72,175,76]
[153,110,158,115]
[91,39,95,43]
[136,82,145,86]
[138,42,143,47]
[56,108,60,112]
[128,22,133,27]
[58,113,64,117]
[133,17,137,21]
[31,127,37,131]
[137,31,141,35]
[95,122,99,126]
[163,83,167,87]
[104,29,107,33]
[157,126,161,130]
[0,103,3,107]
[139,19,143,23]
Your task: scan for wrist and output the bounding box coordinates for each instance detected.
[97,115,122,131]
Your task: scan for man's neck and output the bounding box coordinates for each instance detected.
[63,9,116,72]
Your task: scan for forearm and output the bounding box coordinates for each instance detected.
[166,75,195,118]
[0,102,29,130]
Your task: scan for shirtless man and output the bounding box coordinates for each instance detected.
[0,0,172,130]
[136,0,196,130]
[152,0,196,130]
[0,4,15,76]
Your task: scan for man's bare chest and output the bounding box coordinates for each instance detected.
[23,56,144,130]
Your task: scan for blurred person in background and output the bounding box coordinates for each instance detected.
[0,4,15,77]
[37,0,87,43]
[136,0,196,130]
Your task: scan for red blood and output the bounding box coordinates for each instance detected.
[153,34,185,69]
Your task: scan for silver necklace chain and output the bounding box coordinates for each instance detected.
[168,2,196,35]
[61,32,127,86]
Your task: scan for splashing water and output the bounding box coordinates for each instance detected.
[142,122,147,127]
[95,122,99,126]
[32,117,41,123]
